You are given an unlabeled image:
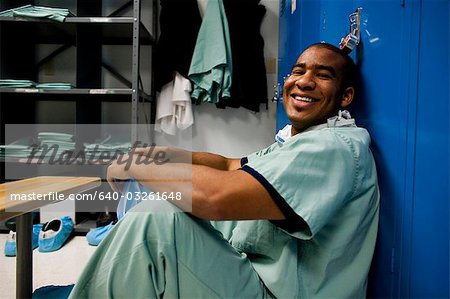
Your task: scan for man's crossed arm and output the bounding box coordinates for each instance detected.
[107,147,285,221]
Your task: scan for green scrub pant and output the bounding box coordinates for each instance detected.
[69,201,272,299]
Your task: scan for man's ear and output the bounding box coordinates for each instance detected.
[340,87,355,108]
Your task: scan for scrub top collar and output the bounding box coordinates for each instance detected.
[275,110,356,145]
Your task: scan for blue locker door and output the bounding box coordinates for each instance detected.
[276,0,449,297]
[346,2,415,297]
[276,0,291,130]
[407,0,449,297]
[276,0,321,131]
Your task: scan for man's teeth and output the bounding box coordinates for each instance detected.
[294,96,315,103]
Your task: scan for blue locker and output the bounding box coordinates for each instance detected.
[277,0,322,130]
[276,0,449,297]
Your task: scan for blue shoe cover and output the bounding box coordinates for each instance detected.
[86,222,114,246]
[4,223,44,257]
[32,223,44,249]
[4,231,16,257]
[117,179,146,220]
[38,216,73,253]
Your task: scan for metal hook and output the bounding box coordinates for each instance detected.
[339,7,362,53]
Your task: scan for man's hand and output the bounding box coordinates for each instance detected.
[106,155,133,193]
[132,146,188,163]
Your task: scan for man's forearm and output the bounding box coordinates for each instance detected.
[107,153,283,220]
[192,152,240,170]
[121,159,284,220]
[133,146,241,171]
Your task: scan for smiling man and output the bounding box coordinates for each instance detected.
[70,43,379,299]
[283,43,356,134]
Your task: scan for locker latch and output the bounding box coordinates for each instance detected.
[339,8,362,53]
[272,73,290,102]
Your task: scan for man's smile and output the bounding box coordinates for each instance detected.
[290,94,320,107]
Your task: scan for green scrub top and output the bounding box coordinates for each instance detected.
[188,0,232,104]
[232,123,379,298]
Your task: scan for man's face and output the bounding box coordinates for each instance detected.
[282,46,350,134]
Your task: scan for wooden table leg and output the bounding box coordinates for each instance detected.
[16,213,33,298]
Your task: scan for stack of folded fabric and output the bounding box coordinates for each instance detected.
[0,144,31,158]
[84,135,131,161]
[36,83,74,90]
[4,216,74,256]
[0,79,36,88]
[0,4,74,22]
[0,137,35,158]
[34,132,76,159]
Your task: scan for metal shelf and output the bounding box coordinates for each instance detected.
[0,88,152,101]
[0,16,138,23]
[65,17,136,23]
[0,16,154,45]
[0,88,130,94]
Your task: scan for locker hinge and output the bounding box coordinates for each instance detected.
[390,248,395,273]
[272,74,290,102]
[272,83,281,102]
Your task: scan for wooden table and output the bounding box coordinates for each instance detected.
[0,176,101,298]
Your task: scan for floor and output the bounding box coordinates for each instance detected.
[0,233,96,299]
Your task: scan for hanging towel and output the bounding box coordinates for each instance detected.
[155,72,194,135]
[217,0,268,112]
[188,0,232,105]
[154,0,202,91]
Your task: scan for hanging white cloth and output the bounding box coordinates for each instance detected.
[155,72,194,135]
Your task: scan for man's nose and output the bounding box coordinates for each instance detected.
[295,73,315,90]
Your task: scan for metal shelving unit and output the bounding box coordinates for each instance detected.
[0,88,151,101]
[0,0,157,225]
[0,0,155,124]
[0,0,156,152]
[0,16,155,45]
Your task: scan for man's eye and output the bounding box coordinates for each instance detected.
[317,73,331,79]
[292,70,304,75]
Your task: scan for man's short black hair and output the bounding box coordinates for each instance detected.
[306,42,358,96]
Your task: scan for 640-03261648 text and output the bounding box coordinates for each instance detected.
[121,191,182,201]
[7,191,183,202]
